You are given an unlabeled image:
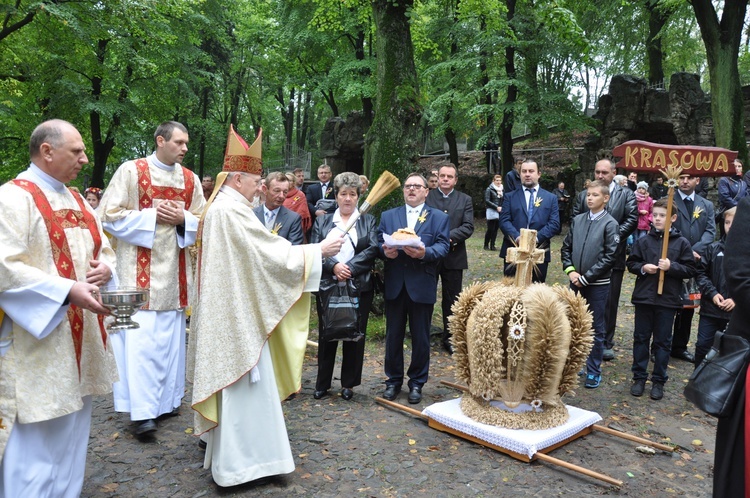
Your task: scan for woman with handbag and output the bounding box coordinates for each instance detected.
[713,196,750,498]
[311,172,378,401]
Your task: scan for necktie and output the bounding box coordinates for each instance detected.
[526,188,535,223]
[684,197,694,217]
[266,210,276,230]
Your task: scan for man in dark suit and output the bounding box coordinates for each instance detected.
[670,173,716,363]
[306,164,335,218]
[572,158,638,360]
[504,157,523,193]
[378,173,450,404]
[425,164,474,354]
[499,159,561,282]
[254,172,303,245]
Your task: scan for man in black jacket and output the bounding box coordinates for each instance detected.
[426,164,474,354]
[670,173,716,363]
[572,159,638,360]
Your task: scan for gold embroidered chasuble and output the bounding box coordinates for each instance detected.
[189,190,319,435]
[98,158,206,310]
[0,178,118,456]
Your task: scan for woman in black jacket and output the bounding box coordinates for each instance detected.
[483,175,503,250]
[310,172,378,401]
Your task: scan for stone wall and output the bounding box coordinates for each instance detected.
[579,72,717,188]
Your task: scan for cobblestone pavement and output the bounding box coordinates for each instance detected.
[83,334,715,497]
[83,235,718,496]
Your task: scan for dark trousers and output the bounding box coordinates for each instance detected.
[315,290,373,391]
[503,261,549,283]
[632,304,677,384]
[671,307,694,355]
[484,219,499,249]
[572,284,610,376]
[384,286,434,389]
[695,315,729,366]
[437,266,463,342]
[603,268,625,350]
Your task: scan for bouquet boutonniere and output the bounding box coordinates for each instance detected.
[534,197,543,208]
[325,187,333,197]
[271,223,283,235]
[418,209,428,224]
[293,195,301,202]
[692,206,704,219]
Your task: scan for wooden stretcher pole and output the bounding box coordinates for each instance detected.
[375,397,428,420]
[657,186,676,294]
[533,452,623,487]
[592,425,675,452]
[307,340,318,348]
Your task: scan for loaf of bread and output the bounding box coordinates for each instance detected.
[391,228,418,240]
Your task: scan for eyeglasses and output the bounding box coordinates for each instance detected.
[403,184,425,190]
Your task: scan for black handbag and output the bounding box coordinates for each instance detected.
[684,331,750,417]
[318,279,362,342]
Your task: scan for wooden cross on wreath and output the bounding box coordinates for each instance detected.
[506,229,545,288]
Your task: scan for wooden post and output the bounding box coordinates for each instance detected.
[657,187,676,294]
[505,228,545,287]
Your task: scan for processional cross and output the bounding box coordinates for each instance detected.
[505,229,545,288]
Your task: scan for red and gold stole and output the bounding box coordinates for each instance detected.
[135,159,195,308]
[11,179,106,376]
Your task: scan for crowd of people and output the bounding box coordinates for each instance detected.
[0,119,747,496]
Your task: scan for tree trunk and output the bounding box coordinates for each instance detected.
[691,0,749,163]
[445,1,460,167]
[198,86,209,178]
[367,0,421,211]
[355,29,374,126]
[645,0,668,85]
[445,128,458,166]
[479,15,494,144]
[500,0,517,177]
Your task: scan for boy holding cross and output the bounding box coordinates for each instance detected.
[626,198,696,400]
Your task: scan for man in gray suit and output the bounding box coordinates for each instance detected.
[670,173,716,363]
[254,171,303,245]
[572,158,638,360]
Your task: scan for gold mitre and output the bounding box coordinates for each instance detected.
[223,124,262,175]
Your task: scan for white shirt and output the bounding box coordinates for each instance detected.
[406,203,425,230]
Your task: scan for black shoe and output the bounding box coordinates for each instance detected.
[650,382,664,400]
[382,385,401,401]
[630,379,646,397]
[313,390,329,400]
[158,407,179,420]
[198,438,207,450]
[408,386,423,404]
[671,351,695,363]
[484,245,490,251]
[135,419,157,436]
[442,340,454,355]
[602,348,615,361]
[490,245,496,251]
[341,388,353,401]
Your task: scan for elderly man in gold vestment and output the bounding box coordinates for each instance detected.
[190,126,343,487]
[0,119,118,496]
